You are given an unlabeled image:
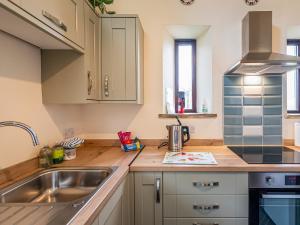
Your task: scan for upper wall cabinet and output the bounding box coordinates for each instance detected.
[101,15,144,104]
[16,0,84,48]
[0,0,84,51]
[41,2,99,104]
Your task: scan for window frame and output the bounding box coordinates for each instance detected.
[174,39,197,113]
[287,39,300,114]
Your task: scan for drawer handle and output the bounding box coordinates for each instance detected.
[193,204,220,211]
[42,10,67,32]
[156,178,160,203]
[192,223,219,225]
[193,181,219,188]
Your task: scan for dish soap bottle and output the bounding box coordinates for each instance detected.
[52,145,64,164]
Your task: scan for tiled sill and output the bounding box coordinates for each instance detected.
[285,114,300,119]
[158,113,217,119]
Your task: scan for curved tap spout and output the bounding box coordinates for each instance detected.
[0,121,39,146]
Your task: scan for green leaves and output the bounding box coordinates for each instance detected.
[102,0,114,4]
[90,0,114,7]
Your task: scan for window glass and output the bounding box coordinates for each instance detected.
[175,40,196,113]
[178,44,193,110]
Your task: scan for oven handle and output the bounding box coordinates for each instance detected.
[262,194,300,199]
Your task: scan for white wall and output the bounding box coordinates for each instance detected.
[0,31,82,168]
[2,1,300,169]
[162,31,175,113]
[197,29,213,113]
[82,0,300,140]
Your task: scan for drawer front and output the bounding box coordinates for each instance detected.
[164,195,248,218]
[18,0,84,48]
[164,218,248,225]
[164,172,248,195]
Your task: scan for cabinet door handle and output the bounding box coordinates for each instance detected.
[192,223,219,225]
[193,181,219,188]
[87,71,93,95]
[193,204,220,211]
[156,178,160,203]
[42,10,67,32]
[104,75,109,97]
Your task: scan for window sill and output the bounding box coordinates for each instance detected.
[285,114,300,119]
[158,113,217,119]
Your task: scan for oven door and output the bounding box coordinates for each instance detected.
[249,189,300,225]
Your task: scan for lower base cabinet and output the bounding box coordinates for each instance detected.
[97,172,248,225]
[92,173,133,225]
[134,172,163,225]
[164,218,248,225]
[134,172,249,225]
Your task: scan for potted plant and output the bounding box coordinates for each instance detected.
[89,0,115,14]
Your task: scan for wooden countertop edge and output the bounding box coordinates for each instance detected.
[70,166,130,225]
[69,150,140,225]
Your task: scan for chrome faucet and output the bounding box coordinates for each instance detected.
[0,121,39,146]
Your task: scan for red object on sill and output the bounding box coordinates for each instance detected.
[178,91,185,114]
[179,103,185,113]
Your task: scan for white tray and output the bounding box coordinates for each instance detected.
[162,152,217,165]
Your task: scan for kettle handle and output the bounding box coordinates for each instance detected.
[182,126,190,144]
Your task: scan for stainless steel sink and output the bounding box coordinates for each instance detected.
[0,167,116,225]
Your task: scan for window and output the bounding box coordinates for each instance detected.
[287,40,300,113]
[175,39,197,113]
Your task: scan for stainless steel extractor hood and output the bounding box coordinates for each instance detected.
[225,11,300,75]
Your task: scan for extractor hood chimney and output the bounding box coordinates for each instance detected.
[225,11,300,75]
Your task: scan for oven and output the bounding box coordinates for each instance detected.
[249,173,300,225]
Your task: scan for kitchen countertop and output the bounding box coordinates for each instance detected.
[3,144,300,225]
[130,145,300,172]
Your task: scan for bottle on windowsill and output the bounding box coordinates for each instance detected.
[202,99,208,114]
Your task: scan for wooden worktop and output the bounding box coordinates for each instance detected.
[2,143,300,225]
[130,145,300,172]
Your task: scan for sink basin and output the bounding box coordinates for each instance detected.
[0,167,113,204]
[0,167,116,224]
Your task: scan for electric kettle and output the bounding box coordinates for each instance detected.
[159,117,190,151]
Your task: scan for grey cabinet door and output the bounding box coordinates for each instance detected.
[17,0,85,48]
[41,2,99,104]
[84,3,99,100]
[101,17,136,101]
[104,198,122,225]
[135,172,163,225]
[96,174,132,225]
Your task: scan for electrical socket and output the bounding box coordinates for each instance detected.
[189,126,196,134]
